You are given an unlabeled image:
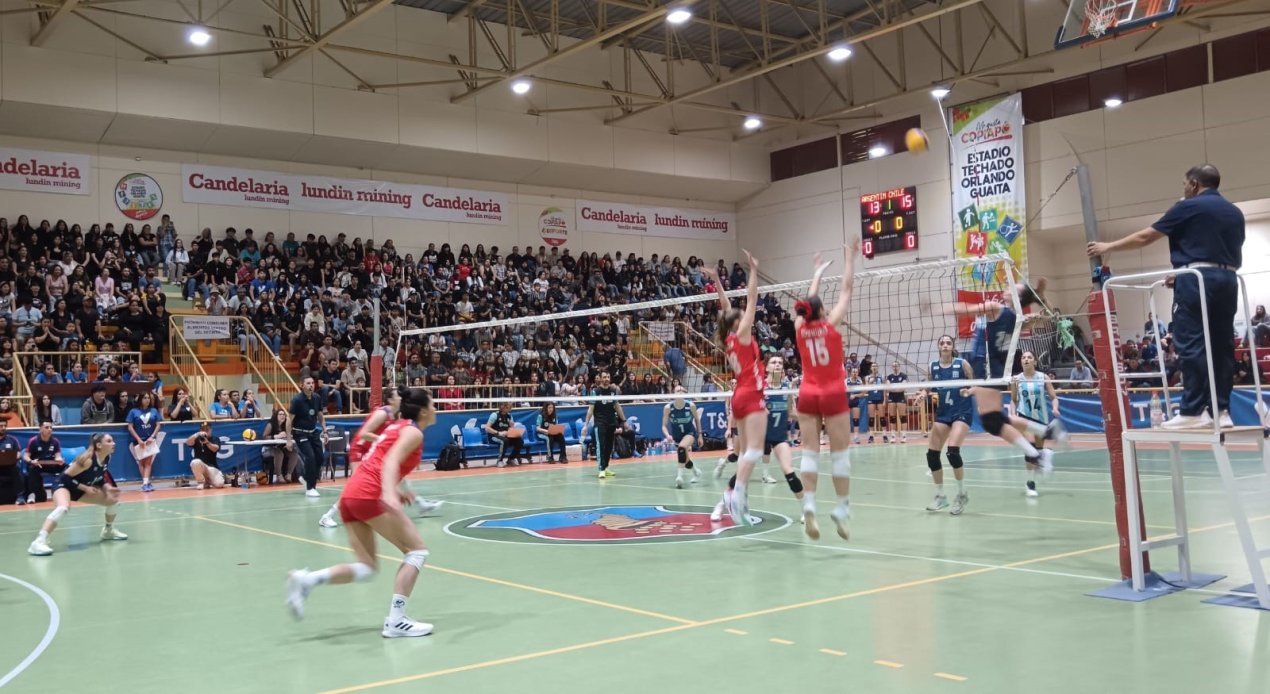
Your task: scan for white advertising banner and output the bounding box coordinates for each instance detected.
[182,316,232,340]
[181,164,509,226]
[577,199,735,241]
[0,147,92,195]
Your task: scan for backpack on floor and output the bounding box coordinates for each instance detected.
[436,444,466,471]
[700,436,726,451]
[613,435,634,459]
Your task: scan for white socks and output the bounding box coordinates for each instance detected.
[36,530,48,542]
[935,484,944,495]
[388,594,408,621]
[956,478,965,493]
[802,491,816,512]
[1012,438,1039,458]
[302,568,332,589]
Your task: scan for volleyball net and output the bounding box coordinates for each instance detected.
[394,253,1026,408]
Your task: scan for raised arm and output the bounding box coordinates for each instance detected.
[826,240,860,326]
[700,265,729,313]
[808,252,832,299]
[735,250,760,339]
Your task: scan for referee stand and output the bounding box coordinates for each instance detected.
[1089,268,1270,609]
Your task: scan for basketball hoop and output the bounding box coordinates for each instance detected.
[1085,0,1118,37]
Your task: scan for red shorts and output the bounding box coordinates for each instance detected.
[338,496,387,524]
[798,388,849,418]
[731,388,766,420]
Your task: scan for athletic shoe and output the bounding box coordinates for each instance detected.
[901,434,908,443]
[15,496,24,505]
[714,458,727,478]
[1160,414,1207,429]
[802,508,820,540]
[598,471,606,479]
[413,499,445,514]
[286,570,311,620]
[675,477,683,489]
[26,493,35,504]
[195,484,205,490]
[853,436,859,445]
[1219,411,1235,428]
[867,435,874,444]
[100,526,128,541]
[926,494,949,511]
[141,483,154,493]
[1044,419,1070,447]
[728,491,751,527]
[604,469,616,478]
[318,514,338,528]
[950,492,969,516]
[28,539,52,556]
[830,506,850,540]
[382,618,433,638]
[1026,480,1039,497]
[710,500,726,522]
[305,489,320,498]
[760,471,778,484]
[691,469,700,484]
[1037,449,1055,475]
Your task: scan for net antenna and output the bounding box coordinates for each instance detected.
[1085,0,1120,37]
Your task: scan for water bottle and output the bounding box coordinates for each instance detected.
[1149,392,1163,428]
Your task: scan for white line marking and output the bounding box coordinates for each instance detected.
[0,573,60,688]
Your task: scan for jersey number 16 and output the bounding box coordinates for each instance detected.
[803,337,830,367]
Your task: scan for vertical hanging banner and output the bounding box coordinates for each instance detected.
[949,93,1027,287]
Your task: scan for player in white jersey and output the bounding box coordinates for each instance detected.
[1010,351,1061,497]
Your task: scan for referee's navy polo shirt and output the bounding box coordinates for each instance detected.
[1150,189,1244,269]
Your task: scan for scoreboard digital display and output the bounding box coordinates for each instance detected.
[860,186,918,258]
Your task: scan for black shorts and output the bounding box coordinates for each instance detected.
[887,393,906,404]
[763,439,789,456]
[60,478,107,502]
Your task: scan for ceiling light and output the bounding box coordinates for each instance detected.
[743,116,762,130]
[187,27,212,46]
[666,8,693,25]
[510,78,532,95]
[930,86,951,100]
[868,146,888,159]
[827,45,852,62]
[1104,97,1123,108]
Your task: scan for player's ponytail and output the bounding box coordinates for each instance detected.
[715,308,741,347]
[794,296,823,321]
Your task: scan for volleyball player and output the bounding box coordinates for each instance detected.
[662,385,702,488]
[1011,351,1061,497]
[927,335,973,514]
[885,362,909,443]
[701,250,765,526]
[286,388,437,638]
[933,278,1066,474]
[27,433,128,556]
[794,244,858,541]
[320,388,443,528]
[846,368,865,444]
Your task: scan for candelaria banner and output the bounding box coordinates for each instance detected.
[577,199,735,241]
[0,147,92,195]
[181,164,509,226]
[948,93,1027,290]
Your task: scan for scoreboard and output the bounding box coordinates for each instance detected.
[860,186,918,258]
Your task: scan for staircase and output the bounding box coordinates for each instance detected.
[169,314,301,414]
[631,322,730,391]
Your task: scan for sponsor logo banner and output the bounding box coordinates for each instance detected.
[539,206,570,247]
[181,164,508,225]
[0,147,91,195]
[577,199,735,240]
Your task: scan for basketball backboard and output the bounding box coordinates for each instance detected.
[1055,0,1181,48]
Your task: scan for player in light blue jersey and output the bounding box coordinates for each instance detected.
[662,386,702,488]
[926,334,974,515]
[1011,351,1061,497]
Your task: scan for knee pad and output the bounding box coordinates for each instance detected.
[349,562,376,582]
[684,460,694,470]
[740,448,763,466]
[677,446,688,464]
[831,449,851,478]
[947,446,964,470]
[785,472,804,494]
[403,549,430,571]
[727,474,737,491]
[726,453,738,463]
[47,506,68,523]
[926,449,942,472]
[981,410,1008,436]
[800,452,819,475]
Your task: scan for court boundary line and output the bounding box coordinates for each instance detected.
[0,573,60,688]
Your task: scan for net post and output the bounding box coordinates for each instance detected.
[1088,288,1151,579]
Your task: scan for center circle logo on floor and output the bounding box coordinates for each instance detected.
[449,505,787,544]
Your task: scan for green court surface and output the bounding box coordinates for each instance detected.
[2,439,1269,694]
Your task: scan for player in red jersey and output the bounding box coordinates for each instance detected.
[701,249,765,526]
[794,243,859,541]
[287,388,438,638]
[318,388,444,528]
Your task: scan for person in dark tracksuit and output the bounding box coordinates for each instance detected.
[289,376,327,497]
[1088,164,1244,429]
[583,370,625,479]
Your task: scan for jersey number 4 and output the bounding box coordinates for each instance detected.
[803,337,830,367]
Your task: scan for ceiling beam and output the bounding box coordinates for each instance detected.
[448,0,491,23]
[606,0,986,125]
[31,0,81,47]
[264,0,394,78]
[450,0,699,103]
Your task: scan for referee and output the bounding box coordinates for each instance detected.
[583,370,625,479]
[288,376,328,497]
[1088,164,1245,429]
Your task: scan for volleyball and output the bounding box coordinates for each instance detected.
[243,429,257,441]
[905,127,930,152]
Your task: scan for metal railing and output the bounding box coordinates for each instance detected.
[168,329,212,419]
[636,321,730,390]
[14,350,145,423]
[169,315,301,414]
